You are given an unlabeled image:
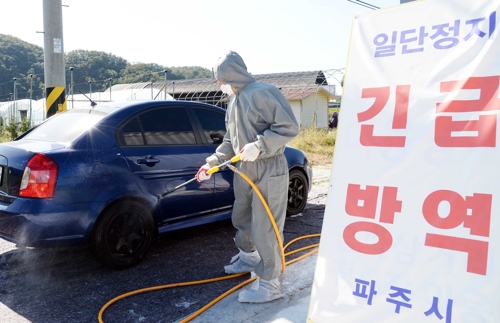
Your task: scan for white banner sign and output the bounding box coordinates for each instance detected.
[308,0,500,322]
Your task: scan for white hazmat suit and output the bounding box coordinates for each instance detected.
[199,51,299,303]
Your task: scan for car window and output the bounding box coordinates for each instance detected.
[121,118,145,146]
[192,107,227,144]
[120,107,196,146]
[23,109,108,143]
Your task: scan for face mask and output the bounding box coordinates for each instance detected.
[220,84,235,96]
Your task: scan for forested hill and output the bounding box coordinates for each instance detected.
[0,34,212,102]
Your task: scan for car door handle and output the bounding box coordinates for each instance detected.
[137,156,160,164]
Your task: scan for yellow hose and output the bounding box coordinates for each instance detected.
[98,235,320,323]
[229,164,286,273]
[97,233,321,323]
[98,161,319,323]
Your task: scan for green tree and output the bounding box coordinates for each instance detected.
[20,117,30,133]
[117,63,166,84]
[6,119,18,141]
[66,50,128,92]
[117,64,212,84]
[0,34,44,101]
[0,34,214,100]
[169,66,212,79]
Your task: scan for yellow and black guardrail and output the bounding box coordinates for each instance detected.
[46,86,67,117]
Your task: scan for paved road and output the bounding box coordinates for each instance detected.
[0,165,331,323]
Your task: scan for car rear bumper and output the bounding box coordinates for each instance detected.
[0,198,95,247]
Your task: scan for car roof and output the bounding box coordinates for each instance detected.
[72,100,225,118]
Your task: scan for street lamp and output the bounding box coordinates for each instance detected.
[164,70,168,100]
[89,80,92,101]
[13,78,17,123]
[9,93,12,122]
[29,74,33,127]
[108,78,112,101]
[69,67,74,109]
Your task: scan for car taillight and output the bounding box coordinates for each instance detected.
[19,153,58,198]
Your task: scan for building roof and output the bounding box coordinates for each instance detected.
[110,70,333,95]
[255,71,328,88]
[281,86,335,100]
[103,69,341,108]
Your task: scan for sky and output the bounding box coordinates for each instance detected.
[0,0,401,76]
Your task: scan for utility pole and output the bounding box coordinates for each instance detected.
[42,0,66,118]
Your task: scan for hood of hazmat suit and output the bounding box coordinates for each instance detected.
[213,50,299,160]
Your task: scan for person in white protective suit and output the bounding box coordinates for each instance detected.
[196,51,299,303]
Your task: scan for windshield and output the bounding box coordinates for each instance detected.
[24,109,109,143]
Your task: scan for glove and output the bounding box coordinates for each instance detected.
[240,142,260,162]
[206,155,221,167]
[196,164,212,182]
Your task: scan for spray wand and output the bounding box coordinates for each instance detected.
[158,154,241,199]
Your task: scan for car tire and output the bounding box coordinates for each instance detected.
[92,200,154,269]
[287,169,309,216]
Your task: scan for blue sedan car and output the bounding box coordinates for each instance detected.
[0,101,312,269]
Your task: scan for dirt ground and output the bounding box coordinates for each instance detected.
[0,164,332,323]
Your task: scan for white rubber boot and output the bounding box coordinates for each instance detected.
[238,277,284,303]
[224,249,261,274]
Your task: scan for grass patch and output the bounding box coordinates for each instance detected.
[288,126,336,166]
[0,134,11,143]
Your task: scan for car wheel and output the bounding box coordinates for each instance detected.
[287,169,309,216]
[92,200,154,269]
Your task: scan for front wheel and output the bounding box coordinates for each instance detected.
[92,200,154,269]
[287,169,309,216]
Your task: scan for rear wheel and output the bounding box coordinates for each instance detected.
[287,169,309,216]
[92,200,154,269]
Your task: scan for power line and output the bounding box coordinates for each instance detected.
[347,0,380,10]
